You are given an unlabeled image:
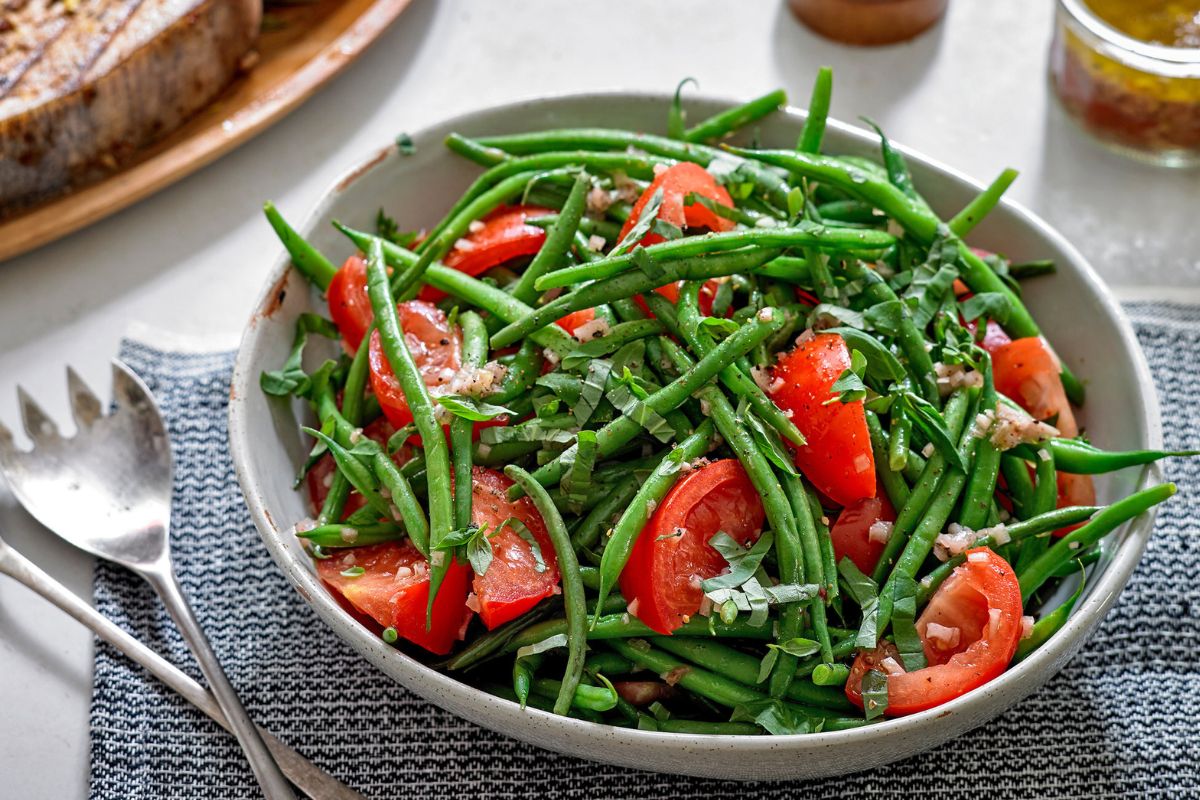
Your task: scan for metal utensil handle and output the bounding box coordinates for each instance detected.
[145,565,296,800]
[0,540,363,799]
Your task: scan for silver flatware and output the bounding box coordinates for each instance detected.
[0,362,293,799]
[0,531,364,799]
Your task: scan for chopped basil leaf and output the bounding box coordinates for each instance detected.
[437,394,515,422]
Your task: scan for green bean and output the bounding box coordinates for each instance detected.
[393,167,576,298]
[757,255,813,285]
[263,201,337,290]
[650,638,852,712]
[727,146,1085,401]
[303,428,392,520]
[517,311,784,492]
[335,224,577,356]
[915,504,1098,603]
[503,465,587,716]
[506,609,774,653]
[586,652,636,676]
[571,473,640,551]
[527,214,622,242]
[684,88,788,143]
[816,200,880,224]
[1033,439,1199,474]
[443,133,509,166]
[511,172,591,305]
[1014,448,1059,573]
[795,635,858,678]
[595,421,715,614]
[296,522,404,548]
[871,390,973,582]
[675,283,805,446]
[372,450,430,556]
[316,332,372,524]
[1019,483,1176,603]
[476,128,793,208]
[451,312,488,531]
[536,224,895,291]
[866,411,911,510]
[363,239,454,601]
[959,439,1001,530]
[513,652,542,708]
[486,340,542,404]
[851,264,940,405]
[655,334,816,692]
[1009,259,1056,280]
[1000,453,1037,519]
[499,247,784,349]
[870,420,981,641]
[531,677,619,712]
[948,168,1019,237]
[888,414,911,473]
[640,719,763,735]
[797,66,833,154]
[608,640,863,729]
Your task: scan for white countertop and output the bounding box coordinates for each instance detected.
[1,0,1197,795]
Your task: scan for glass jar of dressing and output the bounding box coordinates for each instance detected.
[1050,0,1200,166]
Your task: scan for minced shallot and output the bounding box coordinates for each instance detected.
[989,402,1059,451]
[868,520,894,545]
[924,622,961,650]
[934,523,977,561]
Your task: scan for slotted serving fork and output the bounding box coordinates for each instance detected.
[0,361,294,799]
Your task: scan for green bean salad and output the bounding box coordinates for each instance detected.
[261,70,1193,734]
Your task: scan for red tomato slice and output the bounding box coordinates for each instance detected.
[620,459,766,635]
[965,318,1013,354]
[992,337,1078,437]
[368,300,462,429]
[617,163,735,247]
[830,492,896,575]
[316,541,471,655]
[845,547,1022,716]
[771,332,876,507]
[327,255,374,352]
[306,417,411,517]
[419,205,552,302]
[468,467,560,629]
[556,308,597,335]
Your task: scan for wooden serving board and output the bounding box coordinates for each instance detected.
[0,0,414,262]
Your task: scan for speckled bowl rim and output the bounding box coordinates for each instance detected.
[229,91,1162,778]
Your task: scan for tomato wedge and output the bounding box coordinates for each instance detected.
[771,332,876,507]
[620,459,766,635]
[965,318,1013,354]
[992,336,1078,437]
[556,308,597,335]
[829,492,896,575]
[368,300,462,429]
[419,205,552,302]
[317,541,471,655]
[845,547,1022,716]
[468,467,560,629]
[327,255,374,352]
[306,417,411,517]
[617,163,735,247]
[1055,470,1097,536]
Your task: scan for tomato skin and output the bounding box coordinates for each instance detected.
[327,255,374,352]
[1055,471,1096,536]
[771,333,876,507]
[420,205,552,302]
[316,541,471,655]
[468,467,560,629]
[556,308,596,335]
[829,492,896,575]
[845,547,1023,716]
[617,163,735,247]
[620,459,766,635]
[966,318,1013,354]
[992,336,1078,437]
[368,300,463,429]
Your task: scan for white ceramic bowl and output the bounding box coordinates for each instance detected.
[229,92,1162,779]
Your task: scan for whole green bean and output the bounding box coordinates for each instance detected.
[570,473,641,551]
[959,440,1001,530]
[685,88,788,143]
[536,224,894,291]
[372,450,430,556]
[451,312,488,530]
[263,201,337,290]
[865,411,911,511]
[1000,453,1037,519]
[888,415,911,473]
[504,465,588,716]
[511,172,591,305]
[1019,483,1176,603]
[915,504,1098,603]
[797,67,833,154]
[506,609,774,653]
[363,239,454,603]
[1036,439,1199,474]
[296,522,404,548]
[948,168,1019,237]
